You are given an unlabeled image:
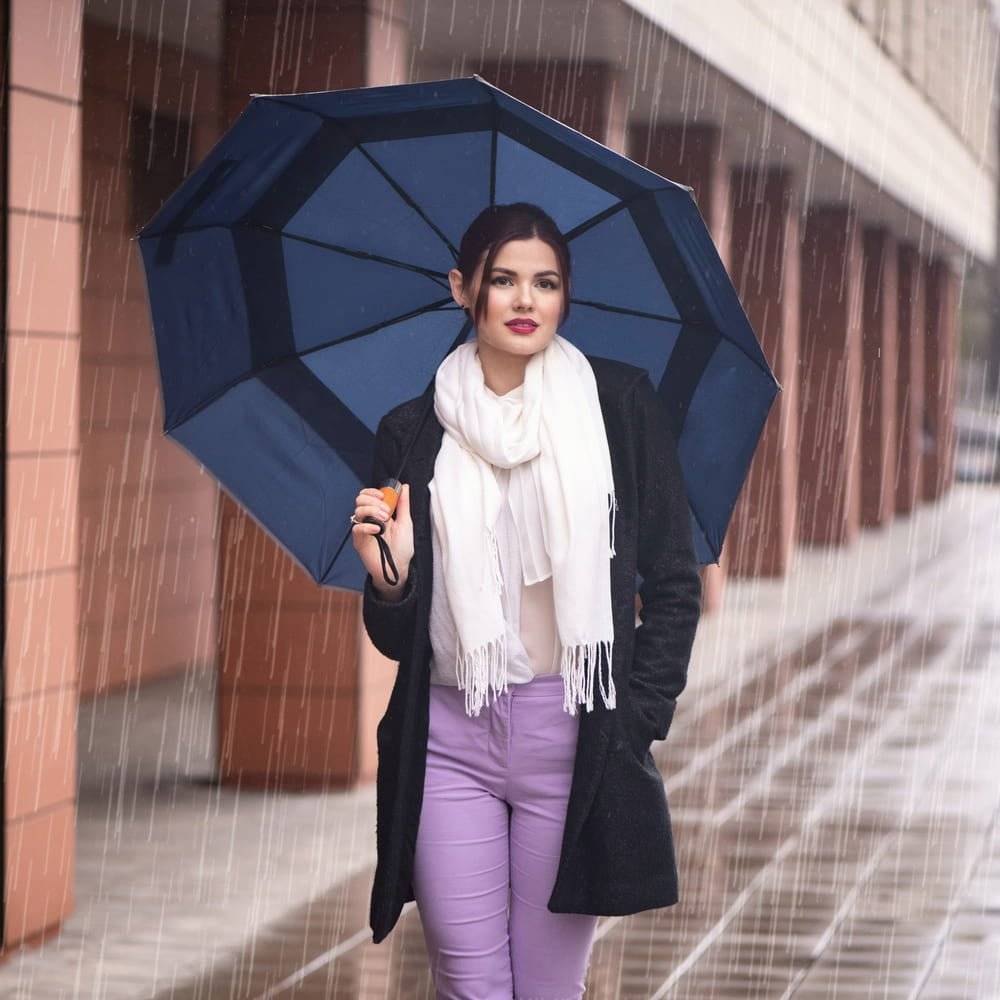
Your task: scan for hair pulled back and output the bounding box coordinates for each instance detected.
[455,202,571,331]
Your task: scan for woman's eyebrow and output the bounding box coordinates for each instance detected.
[490,267,561,278]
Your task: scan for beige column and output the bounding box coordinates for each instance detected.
[860,227,899,528]
[4,0,82,950]
[798,205,864,547]
[895,242,926,514]
[726,166,801,578]
[79,18,221,696]
[922,257,959,501]
[477,59,628,153]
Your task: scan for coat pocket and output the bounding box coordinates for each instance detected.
[376,707,399,760]
[621,692,656,764]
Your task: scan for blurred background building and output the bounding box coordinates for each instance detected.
[2,0,998,953]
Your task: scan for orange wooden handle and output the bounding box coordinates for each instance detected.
[378,483,400,514]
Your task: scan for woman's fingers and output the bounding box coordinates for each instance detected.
[356,490,389,507]
[354,485,409,525]
[355,490,391,520]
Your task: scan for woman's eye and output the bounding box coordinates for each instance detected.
[491,277,559,289]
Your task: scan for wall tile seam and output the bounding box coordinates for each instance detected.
[9,83,81,108]
[5,565,81,583]
[4,798,78,827]
[81,594,215,619]
[5,682,80,707]
[7,330,81,339]
[8,207,83,225]
[7,448,80,459]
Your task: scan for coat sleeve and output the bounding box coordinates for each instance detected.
[627,373,703,748]
[361,413,419,663]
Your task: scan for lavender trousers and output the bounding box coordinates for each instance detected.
[412,673,599,1000]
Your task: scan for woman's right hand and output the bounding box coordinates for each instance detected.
[352,483,414,588]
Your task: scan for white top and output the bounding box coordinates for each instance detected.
[428,384,561,688]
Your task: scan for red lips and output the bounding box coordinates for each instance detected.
[505,320,538,332]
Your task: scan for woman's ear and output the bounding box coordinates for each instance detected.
[448,268,468,310]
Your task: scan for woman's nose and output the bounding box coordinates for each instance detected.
[514,285,533,307]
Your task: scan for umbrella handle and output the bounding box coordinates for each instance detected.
[364,477,401,587]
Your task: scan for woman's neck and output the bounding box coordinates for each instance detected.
[475,340,528,396]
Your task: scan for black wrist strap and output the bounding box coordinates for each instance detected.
[375,521,399,587]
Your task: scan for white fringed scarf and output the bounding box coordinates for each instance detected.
[428,334,618,718]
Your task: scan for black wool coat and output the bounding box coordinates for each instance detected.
[362,353,703,945]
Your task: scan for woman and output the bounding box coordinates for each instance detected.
[352,202,702,999]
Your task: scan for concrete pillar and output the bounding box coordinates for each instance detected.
[895,242,926,514]
[80,20,221,700]
[859,227,899,528]
[923,257,959,500]
[219,0,410,792]
[726,166,801,578]
[4,0,82,951]
[629,123,732,269]
[625,121,732,607]
[798,205,864,547]
[476,60,628,153]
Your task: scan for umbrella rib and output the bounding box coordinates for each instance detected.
[490,115,497,206]
[484,83,498,206]
[562,187,672,243]
[571,297,684,326]
[249,223,453,288]
[265,96,460,264]
[285,296,462,362]
[144,219,453,289]
[577,295,775,382]
[163,296,459,434]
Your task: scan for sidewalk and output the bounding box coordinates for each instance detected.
[2,483,999,998]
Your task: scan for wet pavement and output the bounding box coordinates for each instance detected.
[4,483,1000,998]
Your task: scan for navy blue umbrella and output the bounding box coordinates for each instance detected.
[134,74,779,591]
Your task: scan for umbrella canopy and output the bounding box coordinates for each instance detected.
[134,74,780,591]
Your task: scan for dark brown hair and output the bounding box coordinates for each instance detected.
[455,202,571,330]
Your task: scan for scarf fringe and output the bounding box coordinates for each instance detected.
[455,633,510,717]
[561,638,616,716]
[455,499,619,719]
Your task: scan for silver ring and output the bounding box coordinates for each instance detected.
[349,513,360,525]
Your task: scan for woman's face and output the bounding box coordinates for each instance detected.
[449,237,565,360]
